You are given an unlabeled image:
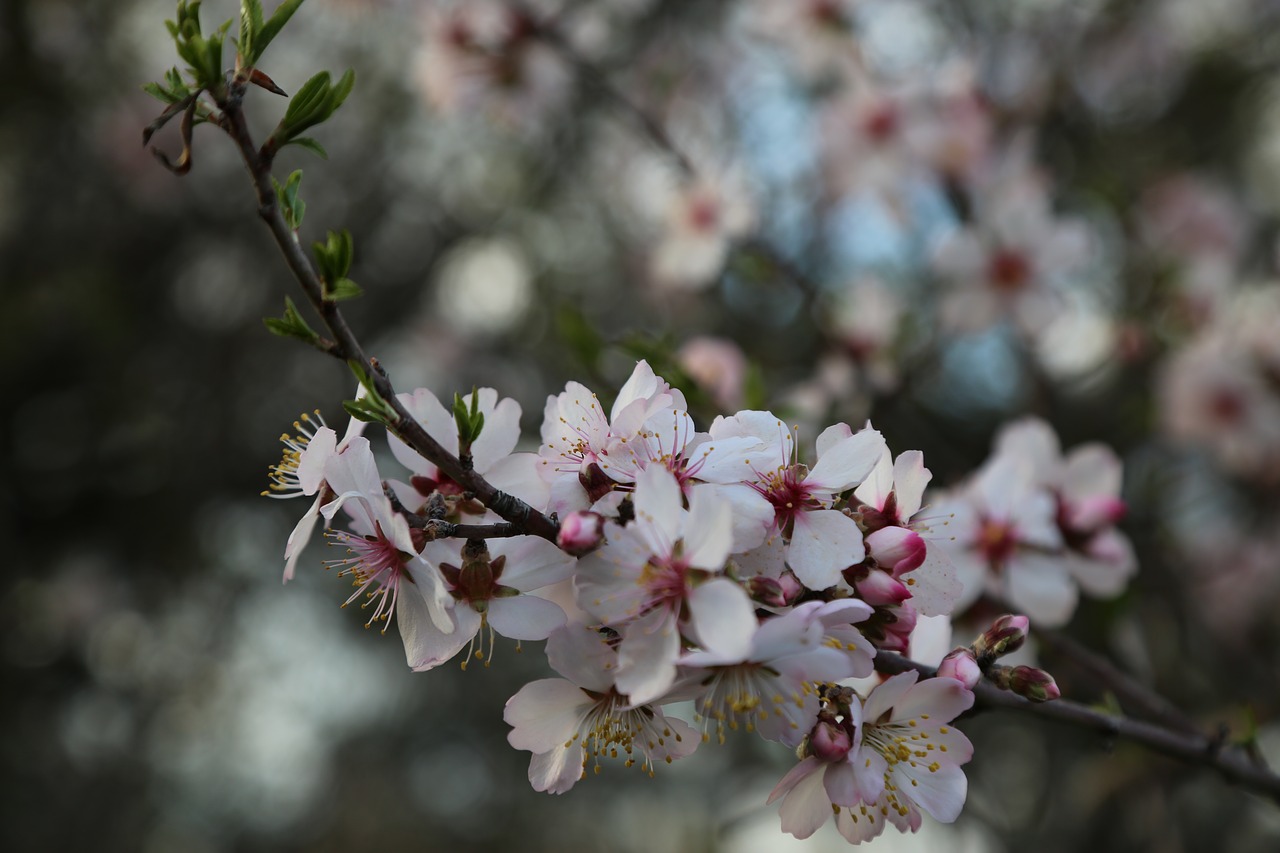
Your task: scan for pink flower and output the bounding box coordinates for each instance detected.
[556,511,605,556]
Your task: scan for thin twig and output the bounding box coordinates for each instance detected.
[875,652,1280,805]
[215,82,560,544]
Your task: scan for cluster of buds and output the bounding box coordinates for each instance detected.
[939,614,1060,703]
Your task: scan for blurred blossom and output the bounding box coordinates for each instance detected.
[413,0,572,133]
[1159,287,1280,480]
[824,276,903,391]
[649,167,757,290]
[435,237,533,335]
[676,336,748,411]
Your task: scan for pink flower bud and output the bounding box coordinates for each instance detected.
[1009,665,1060,702]
[937,648,982,690]
[877,603,917,654]
[809,720,852,762]
[856,569,911,606]
[749,570,804,608]
[557,511,604,556]
[974,613,1030,660]
[865,527,927,576]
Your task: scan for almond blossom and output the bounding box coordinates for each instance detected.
[575,466,755,705]
[504,623,699,794]
[318,437,456,668]
[769,671,974,844]
[700,413,887,591]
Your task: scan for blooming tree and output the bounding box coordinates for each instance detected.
[136,0,1280,847]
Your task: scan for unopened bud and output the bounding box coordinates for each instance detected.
[809,720,853,762]
[1008,665,1060,702]
[865,527,927,576]
[557,511,605,556]
[972,614,1030,662]
[876,603,917,654]
[855,569,911,606]
[937,648,982,690]
[749,570,805,608]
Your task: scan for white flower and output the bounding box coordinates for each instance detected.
[575,466,755,705]
[504,624,699,794]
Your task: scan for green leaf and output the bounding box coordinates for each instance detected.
[283,71,331,130]
[272,169,306,229]
[255,0,306,62]
[343,398,390,425]
[329,68,356,111]
[285,136,328,159]
[327,277,363,301]
[262,296,319,342]
[239,0,264,63]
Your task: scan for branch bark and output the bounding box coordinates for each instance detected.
[216,84,560,544]
[875,652,1280,805]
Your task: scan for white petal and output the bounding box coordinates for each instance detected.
[397,585,470,672]
[807,426,887,492]
[633,465,684,548]
[787,510,865,591]
[505,678,590,753]
[853,448,894,511]
[296,427,337,495]
[614,608,680,705]
[778,766,833,839]
[1006,552,1079,627]
[687,578,757,660]
[487,595,566,641]
[683,485,734,570]
[470,391,522,473]
[389,388,454,475]
[900,545,963,617]
[527,742,585,794]
[891,450,932,520]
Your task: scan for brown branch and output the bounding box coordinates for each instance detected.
[214,82,560,544]
[875,652,1280,806]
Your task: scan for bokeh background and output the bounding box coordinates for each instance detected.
[6,0,1280,850]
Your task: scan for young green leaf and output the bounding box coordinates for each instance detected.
[263,296,320,343]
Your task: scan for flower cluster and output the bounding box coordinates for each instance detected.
[266,362,1104,845]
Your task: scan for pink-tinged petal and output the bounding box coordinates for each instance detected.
[695,483,774,553]
[835,799,888,845]
[1005,552,1079,628]
[787,510,866,591]
[282,496,323,582]
[1062,444,1123,504]
[1066,495,1127,532]
[296,427,337,495]
[891,676,975,725]
[891,451,931,519]
[323,436,382,502]
[546,475,590,518]
[405,558,456,633]
[398,585,470,672]
[505,678,590,753]
[866,526,927,575]
[615,608,680,705]
[778,765,834,839]
[908,614,954,667]
[611,360,661,422]
[816,598,875,626]
[945,547,988,616]
[470,390,522,473]
[487,595,566,641]
[853,447,895,511]
[852,746,888,804]
[862,670,919,723]
[633,465,684,548]
[707,410,792,470]
[970,454,1027,520]
[1013,490,1063,550]
[995,418,1061,486]
[687,578,757,660]
[899,546,963,618]
[893,761,968,823]
[823,762,859,807]
[806,427,887,492]
[546,624,617,692]
[688,434,772,485]
[815,422,854,458]
[486,452,550,511]
[390,388,455,474]
[1065,531,1136,596]
[527,741,585,795]
[683,486,734,570]
[491,537,576,592]
[767,756,824,805]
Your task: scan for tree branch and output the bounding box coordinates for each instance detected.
[215,83,560,544]
[875,652,1280,805]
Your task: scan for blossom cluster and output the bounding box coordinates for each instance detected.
[267,361,1134,844]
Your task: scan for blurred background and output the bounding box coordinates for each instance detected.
[5,0,1280,850]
